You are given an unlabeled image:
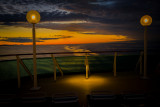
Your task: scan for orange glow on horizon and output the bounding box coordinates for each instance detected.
[0,26,135,45]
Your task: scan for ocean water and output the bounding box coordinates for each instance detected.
[0,41,159,61]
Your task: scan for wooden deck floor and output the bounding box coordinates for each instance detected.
[1,71,160,106]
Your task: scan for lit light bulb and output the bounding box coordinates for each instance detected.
[144,18,148,23]
[31,15,36,20]
[140,15,152,26]
[26,10,40,24]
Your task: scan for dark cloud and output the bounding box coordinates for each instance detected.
[0,35,73,43]
[37,35,73,41]
[0,0,159,41]
[0,0,159,25]
[0,13,26,22]
[79,32,100,35]
[54,35,73,39]
[0,37,33,43]
[38,38,59,40]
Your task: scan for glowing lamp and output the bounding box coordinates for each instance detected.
[140,15,152,79]
[140,15,152,26]
[26,10,40,24]
[26,10,41,90]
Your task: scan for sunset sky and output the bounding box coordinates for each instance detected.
[0,0,159,45]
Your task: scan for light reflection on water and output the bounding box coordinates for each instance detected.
[0,41,159,61]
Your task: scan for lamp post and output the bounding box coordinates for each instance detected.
[26,10,40,90]
[140,15,152,78]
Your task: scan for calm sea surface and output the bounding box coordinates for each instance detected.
[0,41,159,61]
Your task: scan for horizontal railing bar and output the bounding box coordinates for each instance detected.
[0,50,142,57]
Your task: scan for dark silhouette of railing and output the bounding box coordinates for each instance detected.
[0,50,140,57]
[0,50,143,88]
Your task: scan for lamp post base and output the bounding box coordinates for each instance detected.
[30,86,41,91]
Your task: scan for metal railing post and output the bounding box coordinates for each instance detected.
[51,54,57,81]
[16,55,21,88]
[113,52,117,77]
[140,51,144,75]
[51,54,63,80]
[85,53,89,79]
[16,56,33,80]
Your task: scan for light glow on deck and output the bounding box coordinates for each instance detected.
[64,75,109,91]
